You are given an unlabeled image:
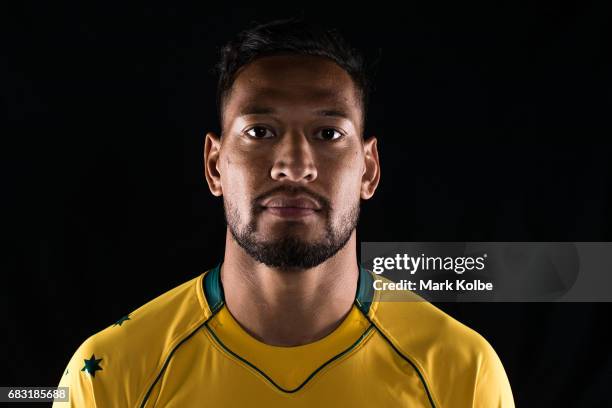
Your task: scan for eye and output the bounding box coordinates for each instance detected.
[316,128,344,141]
[245,126,275,139]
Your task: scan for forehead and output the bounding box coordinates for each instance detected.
[223,55,361,126]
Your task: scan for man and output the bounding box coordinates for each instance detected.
[54,18,514,407]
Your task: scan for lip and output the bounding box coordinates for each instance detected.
[261,195,322,211]
[263,207,318,218]
[260,194,323,219]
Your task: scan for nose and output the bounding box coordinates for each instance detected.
[270,131,318,182]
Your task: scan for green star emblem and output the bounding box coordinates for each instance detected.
[81,354,103,377]
[114,314,131,327]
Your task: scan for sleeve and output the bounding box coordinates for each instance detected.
[52,335,129,408]
[52,339,100,407]
[473,340,515,408]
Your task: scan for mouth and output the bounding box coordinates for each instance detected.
[262,206,320,219]
[262,195,321,219]
[260,194,322,219]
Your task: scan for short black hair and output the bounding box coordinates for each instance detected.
[214,17,371,134]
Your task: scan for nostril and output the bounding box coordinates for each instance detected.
[271,164,317,182]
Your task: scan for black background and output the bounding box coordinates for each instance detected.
[2,2,611,406]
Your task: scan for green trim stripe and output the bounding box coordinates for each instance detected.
[354,265,436,406]
[205,322,375,394]
[139,319,208,408]
[369,323,437,408]
[140,267,225,408]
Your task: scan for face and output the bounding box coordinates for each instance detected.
[205,55,380,270]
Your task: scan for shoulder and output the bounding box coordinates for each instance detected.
[369,275,515,407]
[54,272,212,407]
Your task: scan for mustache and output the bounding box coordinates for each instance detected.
[254,185,329,212]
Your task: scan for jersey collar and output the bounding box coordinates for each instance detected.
[203,261,375,317]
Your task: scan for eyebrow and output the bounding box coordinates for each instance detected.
[238,105,352,120]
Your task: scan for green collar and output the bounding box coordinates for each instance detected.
[203,262,375,317]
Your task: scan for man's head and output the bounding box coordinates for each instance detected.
[204,18,380,270]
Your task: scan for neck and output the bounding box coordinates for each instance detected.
[220,229,359,346]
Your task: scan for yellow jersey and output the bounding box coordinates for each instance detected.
[53,262,514,407]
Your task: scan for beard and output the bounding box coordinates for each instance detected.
[223,197,360,270]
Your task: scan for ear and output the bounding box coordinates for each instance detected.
[360,136,380,200]
[204,131,223,197]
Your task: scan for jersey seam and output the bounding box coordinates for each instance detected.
[203,321,376,394]
[361,276,439,408]
[136,317,209,408]
[369,318,440,408]
[136,273,213,408]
